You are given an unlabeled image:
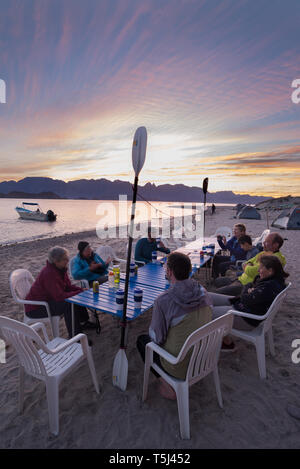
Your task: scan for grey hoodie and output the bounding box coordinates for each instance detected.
[149,278,212,345]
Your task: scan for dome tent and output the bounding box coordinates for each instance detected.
[271,206,300,230]
[235,203,246,215]
[237,205,261,220]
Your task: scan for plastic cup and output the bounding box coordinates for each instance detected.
[130,262,136,277]
[152,251,157,263]
[115,289,124,311]
[134,288,143,308]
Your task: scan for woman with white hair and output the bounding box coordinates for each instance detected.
[25,246,95,339]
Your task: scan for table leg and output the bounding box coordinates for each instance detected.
[72,303,75,338]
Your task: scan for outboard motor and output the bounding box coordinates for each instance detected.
[47,210,57,222]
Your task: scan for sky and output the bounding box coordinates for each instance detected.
[0,0,299,197]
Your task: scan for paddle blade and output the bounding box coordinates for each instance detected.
[202,177,209,194]
[132,127,147,176]
[112,349,128,391]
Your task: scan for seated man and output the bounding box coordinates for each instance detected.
[212,223,247,278]
[212,232,286,296]
[137,252,212,399]
[71,241,111,286]
[25,246,95,339]
[135,227,170,264]
[230,234,260,276]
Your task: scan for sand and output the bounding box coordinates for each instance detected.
[0,206,300,449]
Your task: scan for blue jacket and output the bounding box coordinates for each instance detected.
[71,252,108,283]
[135,238,170,264]
[217,236,246,261]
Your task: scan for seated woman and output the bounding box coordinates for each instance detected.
[71,241,111,287]
[209,255,289,351]
[25,246,95,339]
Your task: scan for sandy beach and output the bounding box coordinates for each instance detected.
[0,206,300,449]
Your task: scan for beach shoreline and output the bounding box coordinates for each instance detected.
[1,206,300,449]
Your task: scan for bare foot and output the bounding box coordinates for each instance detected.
[158,378,176,400]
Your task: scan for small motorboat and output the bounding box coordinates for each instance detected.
[15,202,57,222]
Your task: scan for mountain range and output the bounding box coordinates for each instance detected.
[0,177,270,204]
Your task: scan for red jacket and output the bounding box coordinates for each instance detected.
[25,261,82,313]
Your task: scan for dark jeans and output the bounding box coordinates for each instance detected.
[26,300,89,338]
[215,279,243,296]
[136,334,162,378]
[212,255,232,278]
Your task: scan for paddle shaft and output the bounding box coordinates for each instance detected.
[120,175,139,348]
[202,178,208,243]
[203,192,206,242]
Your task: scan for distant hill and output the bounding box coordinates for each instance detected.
[0,177,269,204]
[256,195,300,210]
[0,191,61,199]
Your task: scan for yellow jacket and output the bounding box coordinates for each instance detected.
[239,251,286,286]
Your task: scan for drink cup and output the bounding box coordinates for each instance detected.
[113,264,120,284]
[152,251,157,263]
[115,289,124,311]
[134,288,143,308]
[130,262,136,277]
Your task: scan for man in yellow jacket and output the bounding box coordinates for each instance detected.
[214,233,286,296]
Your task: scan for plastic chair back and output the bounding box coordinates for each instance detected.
[0,316,47,377]
[181,314,233,385]
[9,269,34,303]
[96,245,116,263]
[253,229,270,247]
[262,282,291,333]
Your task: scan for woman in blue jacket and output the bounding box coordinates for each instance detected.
[71,241,111,286]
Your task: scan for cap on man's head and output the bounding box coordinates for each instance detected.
[78,241,89,253]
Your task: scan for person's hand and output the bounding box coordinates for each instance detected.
[89,262,100,271]
[82,287,89,291]
[106,256,112,264]
[247,287,254,294]
[222,236,226,244]
[244,261,252,270]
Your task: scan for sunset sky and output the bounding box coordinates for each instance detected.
[0,0,299,196]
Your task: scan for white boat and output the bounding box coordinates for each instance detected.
[15,202,57,222]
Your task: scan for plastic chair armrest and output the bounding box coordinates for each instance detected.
[30,322,50,343]
[114,257,127,264]
[47,333,88,354]
[227,308,268,321]
[21,300,52,319]
[146,341,178,365]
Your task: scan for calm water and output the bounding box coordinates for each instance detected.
[0,198,235,245]
[0,198,196,245]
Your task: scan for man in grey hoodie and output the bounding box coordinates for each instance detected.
[137,252,212,399]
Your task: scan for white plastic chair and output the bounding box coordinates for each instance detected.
[9,269,60,338]
[213,226,232,241]
[253,229,270,247]
[95,245,126,265]
[142,313,234,439]
[69,257,89,289]
[228,282,291,379]
[161,238,186,251]
[0,316,99,435]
